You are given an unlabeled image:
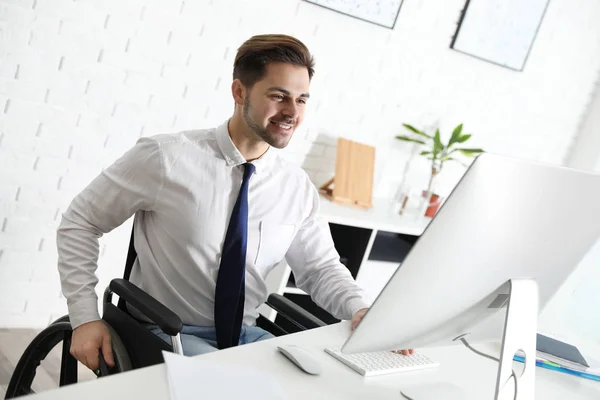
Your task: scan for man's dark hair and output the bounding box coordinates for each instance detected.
[233,34,315,88]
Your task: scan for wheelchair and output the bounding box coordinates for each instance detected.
[5,227,326,399]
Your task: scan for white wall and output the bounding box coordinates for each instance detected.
[565,78,600,171]
[539,86,600,344]
[1,0,600,328]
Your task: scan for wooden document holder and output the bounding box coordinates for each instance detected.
[319,138,375,209]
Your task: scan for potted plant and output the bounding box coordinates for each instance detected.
[395,123,484,217]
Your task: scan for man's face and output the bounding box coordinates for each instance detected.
[241,62,310,149]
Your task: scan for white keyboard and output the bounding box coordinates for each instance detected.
[324,347,440,377]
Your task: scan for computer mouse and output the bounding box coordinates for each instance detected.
[277,344,322,375]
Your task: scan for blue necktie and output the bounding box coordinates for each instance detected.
[214,162,255,349]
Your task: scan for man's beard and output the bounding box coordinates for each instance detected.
[243,96,292,149]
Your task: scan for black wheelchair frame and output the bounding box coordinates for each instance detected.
[5,227,326,398]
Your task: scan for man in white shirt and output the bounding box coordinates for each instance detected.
[58,34,384,371]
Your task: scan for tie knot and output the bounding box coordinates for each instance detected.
[243,163,255,180]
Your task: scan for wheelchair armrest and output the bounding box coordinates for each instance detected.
[109,278,183,336]
[265,293,326,330]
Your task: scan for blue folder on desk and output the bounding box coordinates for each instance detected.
[513,355,600,382]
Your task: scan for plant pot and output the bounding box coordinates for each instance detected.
[422,191,442,218]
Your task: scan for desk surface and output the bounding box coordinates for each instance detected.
[24,322,600,400]
[318,195,430,235]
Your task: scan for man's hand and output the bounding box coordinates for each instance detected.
[70,320,115,371]
[351,308,414,356]
[350,308,368,331]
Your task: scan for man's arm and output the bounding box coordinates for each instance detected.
[57,137,164,329]
[284,186,370,321]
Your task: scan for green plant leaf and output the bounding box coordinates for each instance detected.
[420,151,432,156]
[448,124,463,146]
[402,123,432,139]
[395,135,426,145]
[457,148,484,156]
[433,129,443,153]
[456,134,472,143]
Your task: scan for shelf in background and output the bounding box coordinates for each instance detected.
[368,231,417,263]
[318,195,430,236]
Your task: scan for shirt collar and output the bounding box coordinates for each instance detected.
[216,119,276,175]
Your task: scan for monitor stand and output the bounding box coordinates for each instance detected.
[494,278,538,400]
[400,279,538,400]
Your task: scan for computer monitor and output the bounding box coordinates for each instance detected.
[342,153,600,398]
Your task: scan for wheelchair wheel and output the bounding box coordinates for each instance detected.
[5,317,132,399]
[98,323,132,375]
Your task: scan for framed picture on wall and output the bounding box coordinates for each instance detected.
[304,0,404,29]
[451,0,550,71]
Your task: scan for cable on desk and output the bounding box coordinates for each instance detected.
[460,338,518,400]
[459,337,499,362]
[399,391,415,400]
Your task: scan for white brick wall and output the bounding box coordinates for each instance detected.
[1,0,600,328]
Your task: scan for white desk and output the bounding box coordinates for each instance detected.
[23,322,600,400]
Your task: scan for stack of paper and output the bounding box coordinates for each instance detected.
[162,351,286,400]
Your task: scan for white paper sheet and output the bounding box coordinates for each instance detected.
[162,351,286,400]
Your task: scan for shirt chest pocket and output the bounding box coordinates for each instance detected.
[253,221,297,270]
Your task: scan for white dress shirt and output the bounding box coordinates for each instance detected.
[57,120,370,329]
